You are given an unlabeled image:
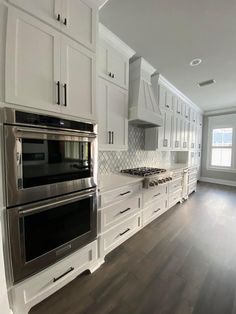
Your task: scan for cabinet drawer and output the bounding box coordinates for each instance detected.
[188,182,197,195]
[169,190,182,208]
[143,184,167,206]
[172,170,183,180]
[100,183,142,207]
[13,241,97,310]
[99,214,142,257]
[143,198,167,226]
[99,194,141,233]
[188,166,198,175]
[169,178,182,193]
[188,172,197,183]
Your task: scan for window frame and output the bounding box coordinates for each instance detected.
[207,122,236,172]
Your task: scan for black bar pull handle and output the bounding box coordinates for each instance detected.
[120,191,131,196]
[64,83,67,106]
[56,81,60,105]
[108,131,111,144]
[64,18,67,25]
[119,228,130,236]
[111,131,114,144]
[57,14,61,21]
[120,207,131,214]
[53,267,74,283]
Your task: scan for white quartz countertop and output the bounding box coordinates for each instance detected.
[98,174,143,193]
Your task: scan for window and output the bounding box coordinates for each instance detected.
[210,128,233,168]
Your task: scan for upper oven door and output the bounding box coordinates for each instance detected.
[4,125,97,207]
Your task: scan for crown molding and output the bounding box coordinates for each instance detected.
[155,74,203,114]
[204,106,236,116]
[99,23,136,59]
[98,0,109,9]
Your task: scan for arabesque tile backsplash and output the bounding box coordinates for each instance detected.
[98,125,173,175]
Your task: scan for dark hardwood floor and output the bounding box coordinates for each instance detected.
[30,182,236,314]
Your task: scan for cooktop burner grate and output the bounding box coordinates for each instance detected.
[121,167,166,177]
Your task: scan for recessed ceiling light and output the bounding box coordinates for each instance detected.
[190,58,202,67]
[198,79,216,87]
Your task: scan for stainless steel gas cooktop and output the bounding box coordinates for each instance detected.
[121,167,173,189]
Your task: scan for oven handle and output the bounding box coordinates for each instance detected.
[19,189,96,217]
[14,127,97,139]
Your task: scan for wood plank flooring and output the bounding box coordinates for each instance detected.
[30,182,236,314]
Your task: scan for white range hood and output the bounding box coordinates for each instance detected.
[128,57,163,128]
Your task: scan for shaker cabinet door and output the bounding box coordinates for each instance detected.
[60,35,96,121]
[8,0,62,30]
[61,0,97,51]
[5,7,61,113]
[97,79,128,151]
[107,83,128,150]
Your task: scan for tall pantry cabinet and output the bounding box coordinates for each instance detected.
[5,0,98,122]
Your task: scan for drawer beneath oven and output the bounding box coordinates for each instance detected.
[99,213,142,258]
[169,190,182,208]
[11,241,98,314]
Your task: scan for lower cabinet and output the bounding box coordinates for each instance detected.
[99,213,142,257]
[98,170,196,260]
[143,197,167,226]
[10,241,99,314]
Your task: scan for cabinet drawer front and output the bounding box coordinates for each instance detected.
[169,178,182,193]
[188,166,198,175]
[15,241,97,307]
[99,214,142,256]
[143,198,167,225]
[100,183,142,207]
[99,195,141,232]
[169,190,182,208]
[172,170,183,180]
[188,173,197,183]
[143,184,167,206]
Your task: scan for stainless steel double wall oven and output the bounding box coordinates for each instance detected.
[3,108,98,282]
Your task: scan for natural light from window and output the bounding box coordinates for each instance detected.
[211,128,233,167]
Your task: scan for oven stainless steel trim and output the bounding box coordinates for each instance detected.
[8,188,97,283]
[4,124,97,207]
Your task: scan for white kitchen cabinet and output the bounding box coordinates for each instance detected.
[174,97,182,115]
[197,126,202,150]
[60,35,96,121]
[173,115,182,149]
[6,7,96,121]
[99,39,129,90]
[8,0,62,29]
[9,0,97,51]
[61,0,97,51]
[159,85,174,111]
[190,107,197,124]
[6,7,61,113]
[182,102,190,120]
[97,78,128,151]
[181,119,189,150]
[145,109,173,151]
[189,123,197,150]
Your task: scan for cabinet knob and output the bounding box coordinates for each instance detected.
[64,18,67,25]
[108,72,112,77]
[112,74,115,78]
[57,14,61,22]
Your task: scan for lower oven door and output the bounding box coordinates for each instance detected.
[8,188,97,283]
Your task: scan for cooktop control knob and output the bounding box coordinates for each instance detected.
[149,181,155,187]
[158,179,163,184]
[154,180,159,185]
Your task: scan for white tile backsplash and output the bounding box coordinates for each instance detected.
[98,125,173,175]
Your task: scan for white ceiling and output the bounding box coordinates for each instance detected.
[100,0,236,112]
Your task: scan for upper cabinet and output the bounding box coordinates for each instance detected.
[98,24,135,90]
[145,75,203,153]
[8,0,97,51]
[97,24,135,151]
[5,5,97,121]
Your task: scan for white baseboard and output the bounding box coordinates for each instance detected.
[200,177,236,187]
